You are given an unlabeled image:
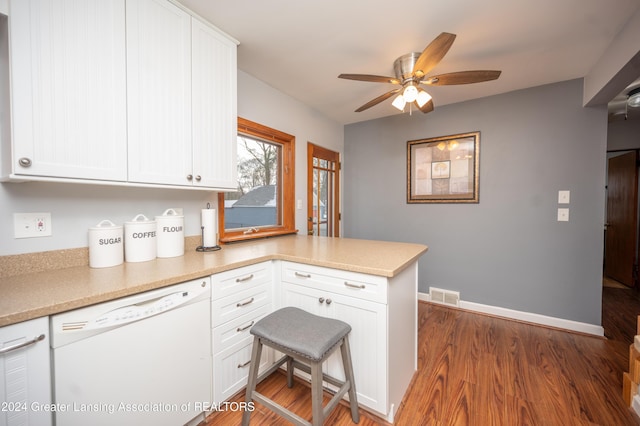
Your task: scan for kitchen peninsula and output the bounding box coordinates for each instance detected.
[0,235,427,326]
[0,235,427,423]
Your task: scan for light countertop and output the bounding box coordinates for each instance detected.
[0,235,427,327]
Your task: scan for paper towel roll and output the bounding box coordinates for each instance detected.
[201,208,217,247]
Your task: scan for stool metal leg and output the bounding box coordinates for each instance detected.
[340,336,360,423]
[242,336,263,426]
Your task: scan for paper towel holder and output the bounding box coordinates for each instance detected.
[196,203,221,252]
[196,225,221,252]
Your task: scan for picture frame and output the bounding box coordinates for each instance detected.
[407,131,480,203]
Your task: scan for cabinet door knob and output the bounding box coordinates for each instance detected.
[195,175,201,181]
[318,297,325,304]
[18,157,32,167]
[326,298,332,305]
[186,174,193,181]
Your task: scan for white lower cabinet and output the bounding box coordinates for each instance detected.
[279,261,417,423]
[211,262,273,404]
[280,281,387,412]
[209,258,418,423]
[0,317,52,426]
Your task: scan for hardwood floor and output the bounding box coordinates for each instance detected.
[204,290,640,425]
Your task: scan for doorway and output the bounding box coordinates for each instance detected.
[307,143,340,237]
[604,150,639,287]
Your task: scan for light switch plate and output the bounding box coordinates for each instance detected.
[558,190,570,204]
[557,208,569,222]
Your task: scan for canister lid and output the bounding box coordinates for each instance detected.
[156,208,184,219]
[125,214,155,225]
[89,219,122,231]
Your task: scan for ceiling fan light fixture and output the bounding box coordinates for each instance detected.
[416,90,432,108]
[402,84,419,103]
[392,94,406,111]
[629,88,640,108]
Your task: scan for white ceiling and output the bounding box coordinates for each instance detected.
[178,0,640,125]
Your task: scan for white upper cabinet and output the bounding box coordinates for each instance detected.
[127,0,238,189]
[191,17,237,190]
[3,0,238,190]
[126,0,192,186]
[7,0,128,181]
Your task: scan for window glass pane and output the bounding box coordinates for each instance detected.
[224,135,281,230]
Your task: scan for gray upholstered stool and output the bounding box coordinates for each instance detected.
[242,307,359,426]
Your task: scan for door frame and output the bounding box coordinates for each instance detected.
[604,149,639,287]
[307,142,340,237]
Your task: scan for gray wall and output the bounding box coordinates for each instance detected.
[344,79,607,326]
[608,118,640,151]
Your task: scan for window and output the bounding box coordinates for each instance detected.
[217,117,297,242]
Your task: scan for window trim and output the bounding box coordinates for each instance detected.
[217,117,297,243]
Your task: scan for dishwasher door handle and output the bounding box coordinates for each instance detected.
[0,334,45,355]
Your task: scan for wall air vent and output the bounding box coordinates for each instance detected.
[429,287,460,307]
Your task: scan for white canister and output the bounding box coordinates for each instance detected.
[156,208,184,258]
[88,220,124,268]
[124,214,157,263]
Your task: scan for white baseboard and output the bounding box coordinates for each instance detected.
[418,292,604,336]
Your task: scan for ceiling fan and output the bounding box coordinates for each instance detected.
[338,32,501,114]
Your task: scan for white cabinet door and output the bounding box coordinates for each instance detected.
[126,0,192,186]
[191,17,237,190]
[0,317,52,426]
[8,0,127,181]
[280,282,387,414]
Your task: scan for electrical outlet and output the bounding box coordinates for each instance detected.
[14,212,52,238]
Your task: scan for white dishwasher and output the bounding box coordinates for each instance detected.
[50,278,212,426]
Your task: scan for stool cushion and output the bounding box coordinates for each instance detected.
[251,307,351,361]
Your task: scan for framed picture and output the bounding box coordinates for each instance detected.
[407,131,480,203]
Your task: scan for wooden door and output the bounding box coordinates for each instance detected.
[307,143,340,237]
[605,151,638,287]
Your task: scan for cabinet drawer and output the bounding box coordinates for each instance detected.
[212,284,271,326]
[281,261,387,303]
[212,304,270,355]
[211,261,272,300]
[213,337,272,404]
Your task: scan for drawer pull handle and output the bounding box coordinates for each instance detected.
[237,360,251,368]
[295,272,311,278]
[236,297,255,307]
[236,274,254,283]
[0,334,45,355]
[344,281,366,289]
[237,321,255,332]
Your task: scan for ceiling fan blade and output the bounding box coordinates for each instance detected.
[424,70,502,85]
[412,32,456,78]
[417,99,434,114]
[355,89,401,112]
[338,74,401,85]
